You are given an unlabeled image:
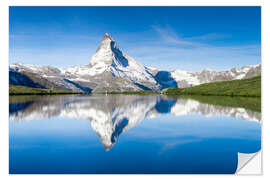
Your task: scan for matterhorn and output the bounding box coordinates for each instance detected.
[9,33,261,92]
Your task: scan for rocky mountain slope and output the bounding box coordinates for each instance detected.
[152,64,261,88]
[9,33,261,92]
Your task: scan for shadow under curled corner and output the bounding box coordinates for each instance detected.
[236,151,262,174]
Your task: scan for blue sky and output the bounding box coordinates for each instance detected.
[9,6,261,71]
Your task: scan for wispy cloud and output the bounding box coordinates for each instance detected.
[186,33,230,41]
[151,25,229,47]
[152,25,200,46]
[124,25,260,71]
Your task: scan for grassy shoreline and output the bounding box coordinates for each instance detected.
[161,76,261,97]
[9,85,261,112]
[10,76,261,97]
[9,85,84,95]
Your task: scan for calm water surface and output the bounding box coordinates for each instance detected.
[9,94,261,174]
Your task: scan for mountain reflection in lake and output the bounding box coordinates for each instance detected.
[9,94,261,174]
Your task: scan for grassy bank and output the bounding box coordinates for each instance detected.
[9,85,82,95]
[162,76,261,97]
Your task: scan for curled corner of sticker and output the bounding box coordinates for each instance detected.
[236,151,262,175]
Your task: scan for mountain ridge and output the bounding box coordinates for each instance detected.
[9,33,261,92]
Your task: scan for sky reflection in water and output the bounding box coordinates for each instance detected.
[9,95,261,174]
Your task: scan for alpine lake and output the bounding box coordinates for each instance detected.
[9,94,261,174]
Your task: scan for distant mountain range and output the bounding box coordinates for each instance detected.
[9,33,261,93]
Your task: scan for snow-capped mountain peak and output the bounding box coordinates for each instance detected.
[104,33,115,41]
[89,33,126,68]
[87,33,160,90]
[9,33,261,92]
